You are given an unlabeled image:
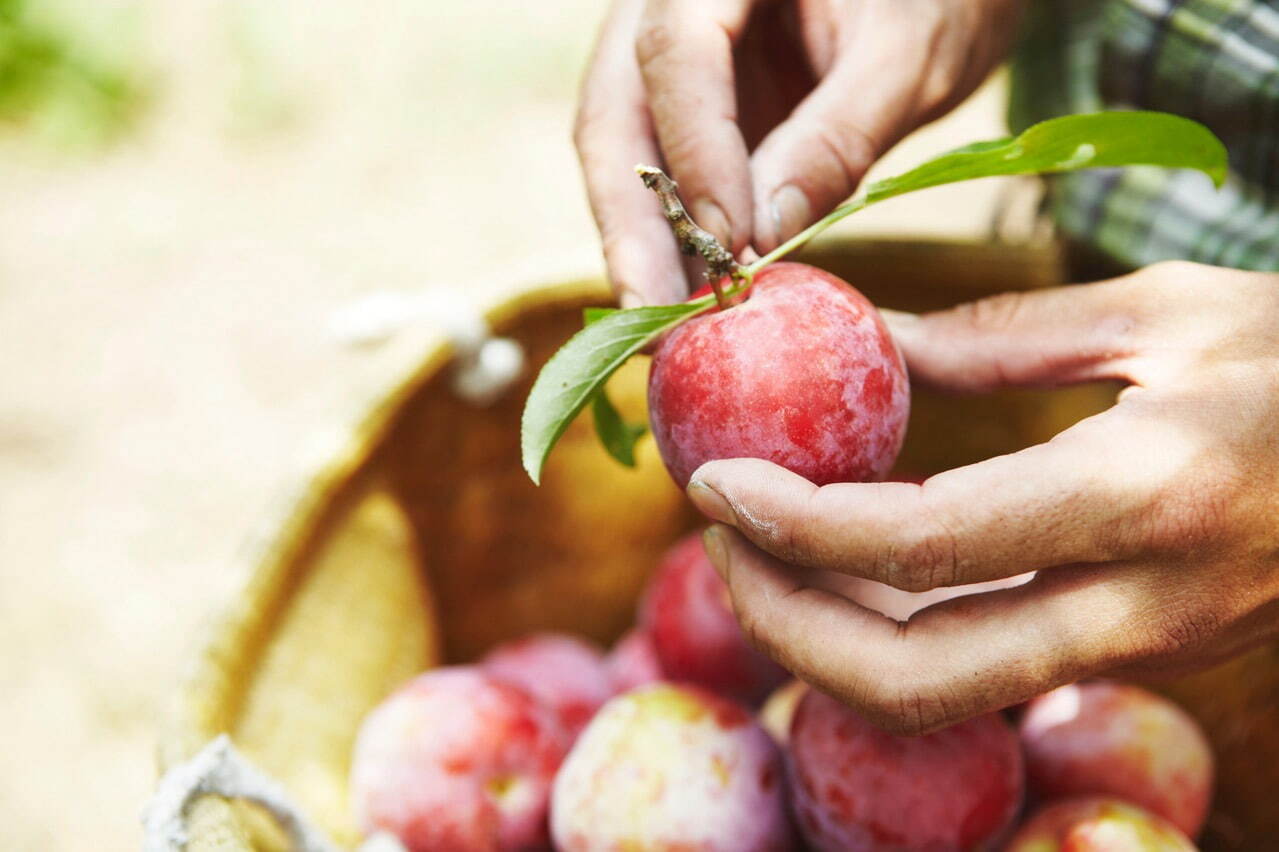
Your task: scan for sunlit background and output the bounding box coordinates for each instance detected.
[0,1,1007,847]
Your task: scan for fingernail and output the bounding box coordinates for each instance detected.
[691,198,732,249]
[771,185,811,244]
[688,479,737,525]
[702,525,730,579]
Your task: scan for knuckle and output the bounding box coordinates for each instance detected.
[886,0,947,36]
[1139,476,1237,556]
[1165,494,1232,552]
[571,102,595,150]
[732,588,791,669]
[890,524,960,592]
[1149,261,1206,301]
[920,58,962,116]
[757,485,825,569]
[812,119,876,186]
[776,521,813,569]
[1129,263,1275,346]
[885,2,956,115]
[735,604,769,655]
[596,213,626,248]
[651,124,705,171]
[1147,602,1225,658]
[920,71,960,117]
[859,679,947,737]
[915,0,950,28]
[1145,259,1205,283]
[572,88,613,154]
[958,291,1028,335]
[635,20,678,71]
[1129,261,1211,311]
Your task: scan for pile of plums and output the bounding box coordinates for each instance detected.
[350,533,1213,851]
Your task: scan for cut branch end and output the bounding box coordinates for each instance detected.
[635,164,743,307]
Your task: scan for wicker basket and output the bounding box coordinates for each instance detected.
[156,238,1279,851]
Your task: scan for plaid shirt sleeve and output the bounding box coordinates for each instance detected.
[1012,0,1279,271]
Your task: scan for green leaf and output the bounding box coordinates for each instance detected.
[583,306,618,326]
[749,111,1228,271]
[591,388,647,467]
[863,111,1227,205]
[930,137,1017,158]
[529,110,1230,482]
[521,298,713,484]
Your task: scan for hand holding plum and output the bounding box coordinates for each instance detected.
[690,261,1279,735]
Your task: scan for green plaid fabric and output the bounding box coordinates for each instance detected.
[1012,0,1279,270]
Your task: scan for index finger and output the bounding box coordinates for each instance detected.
[636,0,755,253]
[705,526,1215,735]
[576,0,687,306]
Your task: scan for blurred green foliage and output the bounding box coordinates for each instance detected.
[0,0,143,144]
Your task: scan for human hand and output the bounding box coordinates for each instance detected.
[686,261,1279,734]
[574,0,1023,306]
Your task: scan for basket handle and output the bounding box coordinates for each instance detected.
[327,291,524,406]
[143,735,405,852]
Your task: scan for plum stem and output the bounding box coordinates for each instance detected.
[635,165,747,309]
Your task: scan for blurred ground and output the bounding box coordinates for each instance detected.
[0,2,1009,849]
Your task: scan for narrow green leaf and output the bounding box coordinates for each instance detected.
[521,298,713,484]
[749,111,1228,272]
[591,388,647,467]
[531,110,1230,481]
[863,111,1227,205]
[930,137,1016,158]
[583,306,618,326]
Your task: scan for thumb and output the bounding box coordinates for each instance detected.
[880,280,1143,393]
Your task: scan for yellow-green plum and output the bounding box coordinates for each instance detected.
[1006,797,1198,851]
[758,679,808,745]
[550,683,794,851]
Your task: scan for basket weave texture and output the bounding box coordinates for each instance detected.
[158,242,1279,851]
